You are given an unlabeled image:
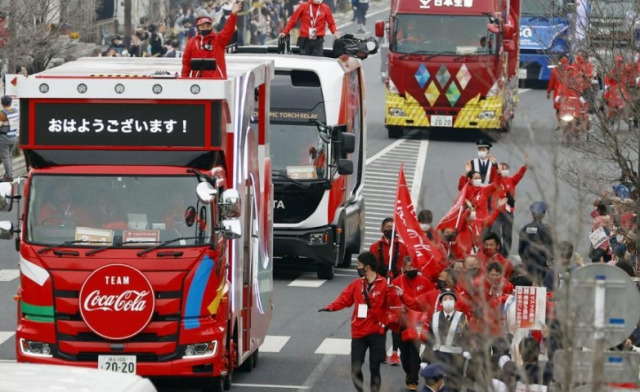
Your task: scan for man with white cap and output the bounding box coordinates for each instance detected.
[423,289,471,392]
[181,3,242,78]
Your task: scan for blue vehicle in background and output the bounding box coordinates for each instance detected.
[518,0,570,83]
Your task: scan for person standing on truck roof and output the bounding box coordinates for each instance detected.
[278,0,340,56]
[181,4,242,79]
[0,95,18,182]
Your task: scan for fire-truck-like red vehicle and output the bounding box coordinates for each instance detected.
[0,57,274,391]
[375,0,521,137]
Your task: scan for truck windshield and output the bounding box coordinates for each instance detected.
[590,0,636,18]
[521,0,564,16]
[390,14,498,55]
[270,123,329,180]
[26,174,213,247]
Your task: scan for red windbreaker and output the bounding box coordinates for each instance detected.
[457,175,501,220]
[181,13,237,79]
[326,275,399,338]
[282,1,336,38]
[477,249,514,278]
[393,273,434,340]
[369,237,409,278]
[492,164,526,213]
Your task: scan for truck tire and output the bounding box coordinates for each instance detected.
[387,126,403,139]
[317,262,334,280]
[223,372,232,391]
[201,377,224,392]
[340,252,352,268]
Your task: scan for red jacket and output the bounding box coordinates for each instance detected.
[327,275,399,338]
[282,1,336,38]
[393,273,433,339]
[369,238,409,278]
[181,13,237,79]
[477,249,514,278]
[492,165,526,213]
[458,175,501,220]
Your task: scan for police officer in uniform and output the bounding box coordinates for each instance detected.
[419,363,446,392]
[423,289,471,392]
[467,139,498,185]
[518,201,554,284]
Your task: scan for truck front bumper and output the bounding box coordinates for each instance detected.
[273,225,336,266]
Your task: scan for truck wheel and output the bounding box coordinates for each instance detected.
[387,126,403,139]
[340,252,352,268]
[317,262,335,280]
[201,377,224,392]
[223,372,232,391]
[238,349,258,372]
[501,118,512,133]
[252,348,259,368]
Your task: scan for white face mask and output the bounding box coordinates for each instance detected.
[420,223,430,231]
[501,170,510,177]
[472,179,482,187]
[477,150,488,159]
[313,0,323,4]
[442,299,455,312]
[469,211,477,220]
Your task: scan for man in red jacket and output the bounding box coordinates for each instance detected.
[279,0,340,56]
[477,231,514,278]
[492,154,528,256]
[320,252,399,392]
[181,6,241,79]
[369,217,409,279]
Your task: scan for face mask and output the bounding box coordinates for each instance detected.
[443,233,455,242]
[501,170,510,177]
[420,223,431,231]
[357,268,365,277]
[478,150,488,159]
[383,229,393,240]
[406,270,418,279]
[472,179,482,187]
[199,29,212,36]
[442,299,455,312]
[469,211,477,220]
[436,280,447,290]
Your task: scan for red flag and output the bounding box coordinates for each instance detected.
[437,182,470,232]
[393,165,444,277]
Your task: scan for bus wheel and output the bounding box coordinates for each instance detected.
[387,126,403,139]
[317,262,335,280]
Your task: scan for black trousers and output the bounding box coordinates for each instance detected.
[399,337,421,384]
[492,211,514,256]
[354,4,368,26]
[351,333,385,392]
[391,330,401,351]
[297,36,324,56]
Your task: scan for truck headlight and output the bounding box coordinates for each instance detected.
[184,341,218,358]
[486,80,500,97]
[309,232,329,245]
[388,107,406,117]
[560,114,574,122]
[19,338,53,357]
[388,78,399,94]
[477,111,496,120]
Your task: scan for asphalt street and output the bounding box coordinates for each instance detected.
[0,6,594,392]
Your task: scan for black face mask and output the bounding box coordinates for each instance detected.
[357,268,366,278]
[436,280,447,290]
[200,29,212,36]
[383,229,394,240]
[443,234,455,242]
[405,270,418,279]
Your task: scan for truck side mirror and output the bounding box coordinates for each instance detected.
[0,221,13,240]
[220,189,242,219]
[196,182,217,204]
[375,21,385,38]
[0,182,14,212]
[337,159,353,175]
[339,132,356,155]
[504,40,517,53]
[222,219,242,239]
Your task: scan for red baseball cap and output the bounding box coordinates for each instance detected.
[195,16,213,26]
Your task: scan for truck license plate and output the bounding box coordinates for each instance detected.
[518,68,527,79]
[431,115,453,127]
[98,355,136,374]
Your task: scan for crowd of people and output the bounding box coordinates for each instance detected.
[320,139,640,392]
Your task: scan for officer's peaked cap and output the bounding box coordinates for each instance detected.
[420,362,446,378]
[529,201,547,214]
[476,139,492,149]
[438,289,457,303]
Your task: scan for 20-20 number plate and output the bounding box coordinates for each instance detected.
[98,355,136,374]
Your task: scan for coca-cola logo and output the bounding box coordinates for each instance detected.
[79,264,155,340]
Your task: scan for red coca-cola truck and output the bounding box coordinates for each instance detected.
[0,57,275,391]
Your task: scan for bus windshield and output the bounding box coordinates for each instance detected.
[26,174,213,247]
[270,123,329,180]
[390,14,499,55]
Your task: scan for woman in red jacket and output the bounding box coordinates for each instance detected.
[181,5,241,79]
[278,0,341,56]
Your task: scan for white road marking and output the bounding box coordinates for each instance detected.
[260,335,290,353]
[365,139,407,165]
[412,140,429,203]
[337,7,390,30]
[314,338,351,355]
[519,88,531,94]
[0,331,15,345]
[288,275,326,288]
[0,359,16,363]
[233,383,309,389]
[0,269,19,282]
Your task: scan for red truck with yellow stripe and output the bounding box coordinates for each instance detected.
[375,0,521,137]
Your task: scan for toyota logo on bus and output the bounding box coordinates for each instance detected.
[79,264,155,340]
